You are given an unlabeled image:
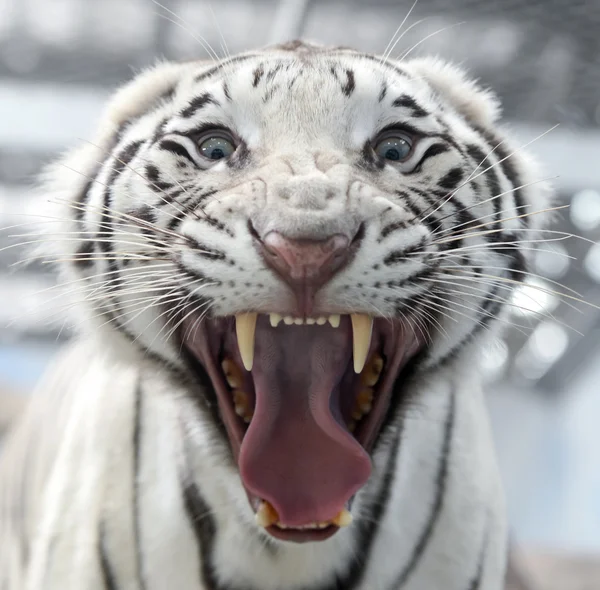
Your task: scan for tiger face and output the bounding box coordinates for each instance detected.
[49,42,550,543]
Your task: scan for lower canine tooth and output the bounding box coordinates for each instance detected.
[350,314,373,374]
[332,509,353,528]
[235,313,257,371]
[256,501,279,528]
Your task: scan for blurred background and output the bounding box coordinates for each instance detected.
[0,0,598,587]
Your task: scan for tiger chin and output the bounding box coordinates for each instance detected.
[0,41,552,590]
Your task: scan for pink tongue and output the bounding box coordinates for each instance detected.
[238,318,372,526]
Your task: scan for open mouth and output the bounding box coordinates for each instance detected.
[182,312,425,543]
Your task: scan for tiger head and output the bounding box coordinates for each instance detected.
[43,41,551,542]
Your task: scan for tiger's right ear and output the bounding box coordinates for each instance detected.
[95,59,214,146]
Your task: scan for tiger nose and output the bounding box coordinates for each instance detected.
[260,232,351,315]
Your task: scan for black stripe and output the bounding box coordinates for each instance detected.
[98,139,145,253]
[342,68,356,96]
[180,465,218,589]
[393,94,429,118]
[167,188,220,231]
[395,190,441,236]
[194,54,257,84]
[390,389,456,588]
[73,241,95,269]
[473,127,528,228]
[419,142,450,166]
[145,164,159,182]
[380,219,410,240]
[466,525,489,590]
[222,81,231,101]
[184,237,227,262]
[75,178,94,222]
[378,81,388,102]
[180,93,217,118]
[158,139,197,165]
[466,143,503,226]
[252,63,264,86]
[132,380,147,590]
[265,63,283,83]
[437,166,465,191]
[99,523,119,590]
[75,120,132,223]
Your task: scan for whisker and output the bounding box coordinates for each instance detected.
[420,124,560,224]
[430,178,561,234]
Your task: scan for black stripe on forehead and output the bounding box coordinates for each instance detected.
[392,94,430,118]
[180,93,218,118]
[193,53,259,83]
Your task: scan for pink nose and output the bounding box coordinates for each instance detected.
[261,232,351,315]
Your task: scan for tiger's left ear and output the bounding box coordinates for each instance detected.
[403,57,501,128]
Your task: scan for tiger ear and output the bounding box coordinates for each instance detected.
[402,57,501,128]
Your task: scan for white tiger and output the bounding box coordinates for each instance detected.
[0,41,551,590]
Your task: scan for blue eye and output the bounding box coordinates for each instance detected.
[374,135,413,162]
[198,135,236,160]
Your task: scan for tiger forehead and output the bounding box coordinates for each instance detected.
[170,54,441,143]
[189,52,429,108]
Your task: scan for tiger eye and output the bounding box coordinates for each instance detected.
[198,136,236,160]
[374,136,412,161]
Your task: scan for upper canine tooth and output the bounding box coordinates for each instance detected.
[255,500,279,528]
[270,313,282,328]
[350,314,373,374]
[332,509,353,528]
[328,314,341,328]
[235,313,257,371]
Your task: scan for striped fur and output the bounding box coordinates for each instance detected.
[0,41,552,589]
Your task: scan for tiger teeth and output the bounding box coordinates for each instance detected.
[332,509,353,528]
[350,314,373,373]
[268,315,335,326]
[352,387,374,420]
[221,359,243,388]
[269,509,353,530]
[233,389,253,423]
[361,354,384,387]
[276,521,331,530]
[269,313,282,327]
[328,314,341,327]
[236,314,373,375]
[235,313,257,371]
[255,500,279,528]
